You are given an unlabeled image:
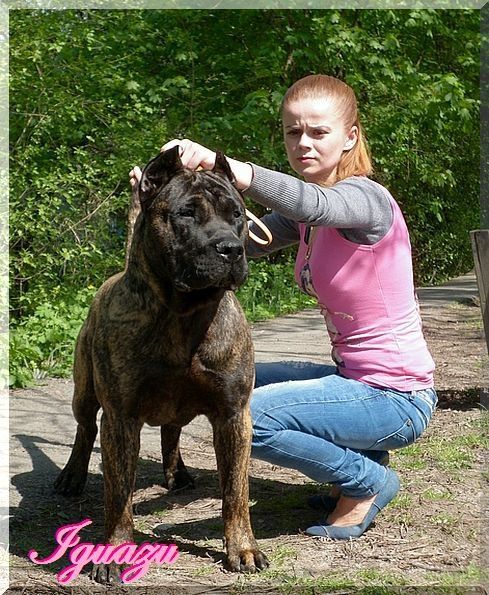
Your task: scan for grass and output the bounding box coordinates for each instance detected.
[449,302,483,329]
[249,545,301,584]
[231,563,487,594]
[394,444,428,471]
[430,512,457,528]
[252,484,322,514]
[354,568,408,586]
[476,410,489,433]
[395,421,488,476]
[151,509,172,519]
[475,355,489,371]
[232,569,410,594]
[427,438,475,471]
[422,487,454,502]
[204,522,223,533]
[268,544,298,566]
[392,492,413,509]
[425,563,487,588]
[133,518,157,534]
[428,432,489,472]
[191,564,217,577]
[233,573,357,594]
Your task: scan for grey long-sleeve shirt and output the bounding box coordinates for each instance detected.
[245,164,394,258]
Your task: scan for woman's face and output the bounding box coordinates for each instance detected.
[282,96,358,185]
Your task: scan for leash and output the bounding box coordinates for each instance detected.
[245,209,273,246]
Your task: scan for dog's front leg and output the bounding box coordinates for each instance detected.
[91,411,142,584]
[211,407,269,573]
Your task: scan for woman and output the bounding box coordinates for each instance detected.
[135,74,437,540]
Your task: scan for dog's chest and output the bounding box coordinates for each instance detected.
[94,285,252,427]
[135,360,224,427]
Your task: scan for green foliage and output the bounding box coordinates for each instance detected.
[238,257,316,321]
[9,11,169,320]
[9,286,95,388]
[9,9,480,386]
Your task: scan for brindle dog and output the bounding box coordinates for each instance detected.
[54,146,269,583]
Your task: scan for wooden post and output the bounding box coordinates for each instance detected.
[470,230,489,355]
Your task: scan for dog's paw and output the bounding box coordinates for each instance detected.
[90,562,123,584]
[165,469,195,491]
[53,467,86,497]
[225,548,269,573]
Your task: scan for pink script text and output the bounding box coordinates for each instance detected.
[28,518,179,584]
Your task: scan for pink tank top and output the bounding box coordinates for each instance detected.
[294,187,435,391]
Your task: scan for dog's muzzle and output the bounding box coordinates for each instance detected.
[215,240,244,263]
[173,237,248,293]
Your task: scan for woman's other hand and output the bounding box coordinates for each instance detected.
[129,166,142,189]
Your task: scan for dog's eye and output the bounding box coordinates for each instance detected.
[178,208,195,218]
[233,209,243,219]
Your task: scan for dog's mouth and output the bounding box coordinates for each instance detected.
[174,281,238,293]
[174,275,242,294]
[174,264,247,294]
[172,248,248,295]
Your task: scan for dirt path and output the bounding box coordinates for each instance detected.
[7,274,489,594]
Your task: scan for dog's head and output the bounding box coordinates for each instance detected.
[136,146,248,295]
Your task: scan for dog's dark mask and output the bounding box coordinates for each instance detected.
[137,146,248,295]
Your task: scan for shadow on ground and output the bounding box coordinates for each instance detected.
[436,387,486,411]
[9,433,321,581]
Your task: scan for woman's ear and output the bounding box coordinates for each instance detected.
[343,126,358,151]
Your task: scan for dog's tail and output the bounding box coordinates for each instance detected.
[125,182,142,268]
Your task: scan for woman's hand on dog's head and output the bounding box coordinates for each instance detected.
[161,138,253,192]
[161,138,216,172]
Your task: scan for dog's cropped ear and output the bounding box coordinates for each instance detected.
[139,146,183,209]
[212,151,236,185]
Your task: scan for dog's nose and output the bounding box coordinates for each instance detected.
[215,240,244,262]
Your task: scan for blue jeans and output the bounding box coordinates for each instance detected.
[251,362,437,498]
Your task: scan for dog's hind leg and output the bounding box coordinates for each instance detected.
[54,332,100,496]
[161,424,195,491]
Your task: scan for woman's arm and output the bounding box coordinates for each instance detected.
[247,165,391,232]
[160,139,392,240]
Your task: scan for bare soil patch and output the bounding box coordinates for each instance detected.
[7,299,489,594]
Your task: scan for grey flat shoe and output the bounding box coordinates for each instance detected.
[307,451,390,513]
[306,468,400,540]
